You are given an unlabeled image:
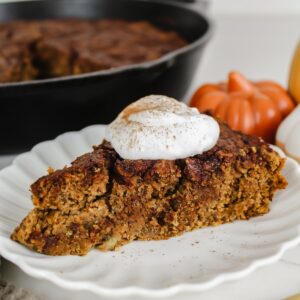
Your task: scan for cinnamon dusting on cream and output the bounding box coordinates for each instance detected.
[105,95,220,160]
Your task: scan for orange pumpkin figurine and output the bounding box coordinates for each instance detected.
[190,71,296,143]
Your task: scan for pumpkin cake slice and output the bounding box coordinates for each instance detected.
[11,121,287,255]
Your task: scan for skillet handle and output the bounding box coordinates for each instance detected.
[158,0,209,12]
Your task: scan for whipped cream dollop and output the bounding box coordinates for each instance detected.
[105,95,220,160]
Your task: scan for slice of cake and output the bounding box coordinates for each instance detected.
[11,96,287,255]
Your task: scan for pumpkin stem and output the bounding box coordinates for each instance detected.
[228,71,253,94]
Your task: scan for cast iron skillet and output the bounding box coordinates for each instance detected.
[0,0,212,154]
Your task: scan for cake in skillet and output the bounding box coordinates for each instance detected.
[0,19,186,82]
[11,96,287,255]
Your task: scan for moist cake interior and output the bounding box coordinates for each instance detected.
[11,121,287,255]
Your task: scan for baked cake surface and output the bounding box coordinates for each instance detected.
[11,121,287,255]
[0,19,186,82]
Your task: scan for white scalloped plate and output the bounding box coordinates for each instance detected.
[1,125,300,298]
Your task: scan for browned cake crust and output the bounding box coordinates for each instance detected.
[11,122,287,255]
[0,19,187,82]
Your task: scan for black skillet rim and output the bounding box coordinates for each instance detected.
[0,0,213,88]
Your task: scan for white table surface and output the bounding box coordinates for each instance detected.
[1,2,300,300]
